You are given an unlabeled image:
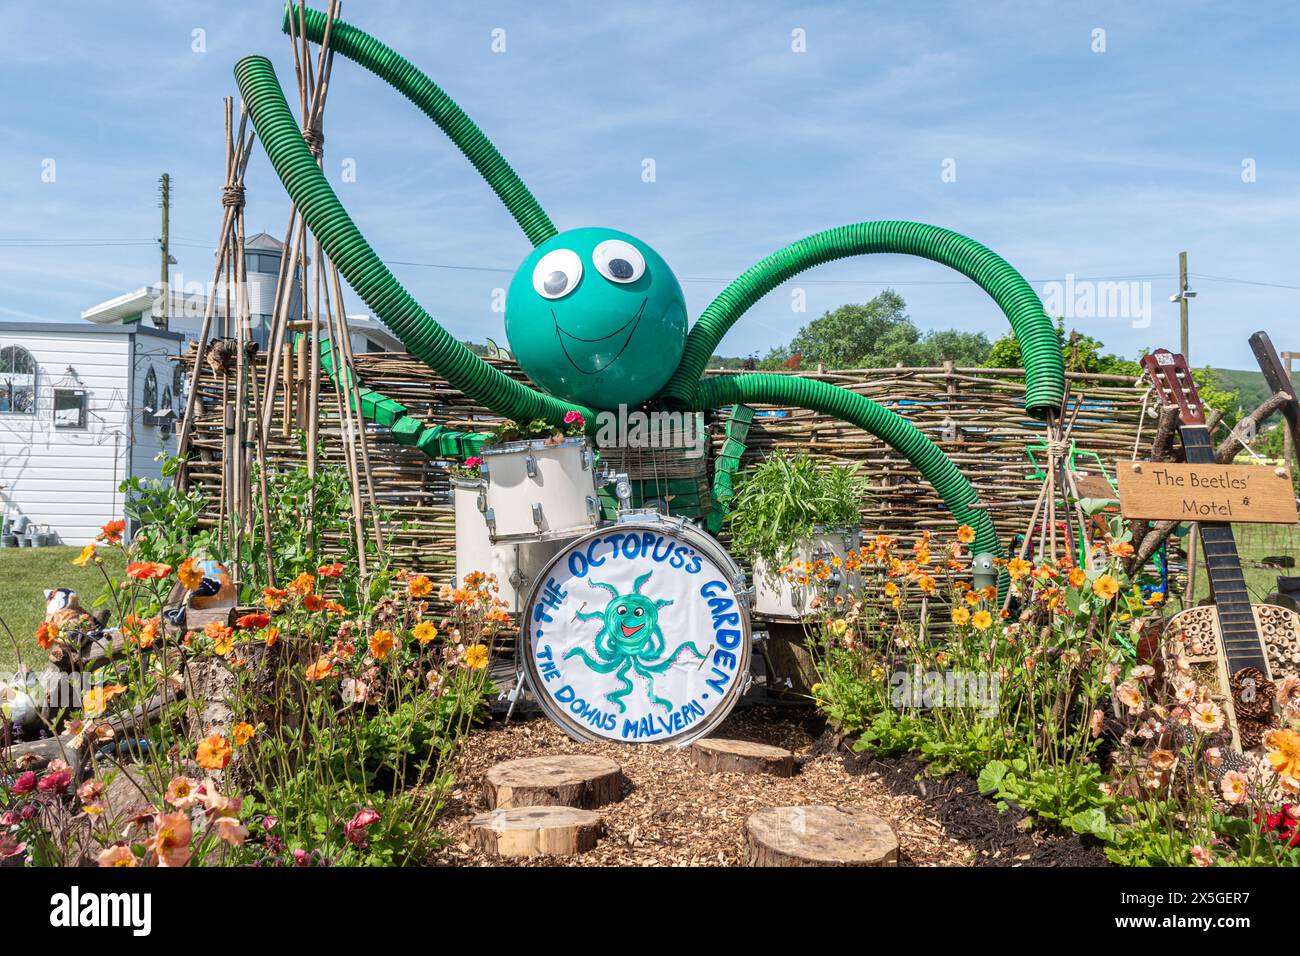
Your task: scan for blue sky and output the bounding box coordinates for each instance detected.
[1,0,1296,369]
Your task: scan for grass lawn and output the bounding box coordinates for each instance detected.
[1188,522,1300,605]
[0,546,126,674]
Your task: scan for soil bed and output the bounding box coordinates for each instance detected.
[431,706,1109,867]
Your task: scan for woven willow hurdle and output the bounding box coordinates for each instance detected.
[178,349,1153,610]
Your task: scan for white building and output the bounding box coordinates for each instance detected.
[81,232,403,355]
[0,322,183,546]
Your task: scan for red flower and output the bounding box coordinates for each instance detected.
[97,519,126,544]
[126,561,172,581]
[35,621,57,650]
[563,410,584,428]
[10,771,37,795]
[235,612,271,630]
[39,768,73,794]
[317,562,345,578]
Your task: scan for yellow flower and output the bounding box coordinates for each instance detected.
[956,525,976,544]
[828,618,849,637]
[82,683,127,717]
[1093,575,1120,600]
[72,544,97,567]
[971,610,993,631]
[883,582,899,598]
[232,722,255,746]
[964,589,981,606]
[408,575,434,598]
[951,607,971,626]
[412,621,439,645]
[462,644,489,670]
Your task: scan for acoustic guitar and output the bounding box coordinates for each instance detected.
[1141,348,1300,750]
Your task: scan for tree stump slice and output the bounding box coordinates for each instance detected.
[483,754,624,809]
[470,806,603,858]
[690,738,795,777]
[745,806,899,867]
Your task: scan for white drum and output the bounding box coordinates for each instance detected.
[479,437,600,543]
[521,512,752,745]
[453,477,566,613]
[752,527,862,620]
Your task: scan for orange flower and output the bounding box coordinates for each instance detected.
[408,574,433,598]
[305,656,333,681]
[1264,728,1300,781]
[1108,541,1135,558]
[287,572,315,596]
[956,524,976,545]
[1067,567,1088,588]
[1007,558,1032,580]
[303,593,326,613]
[369,629,397,661]
[951,607,971,626]
[177,557,204,591]
[126,561,172,581]
[97,519,126,545]
[235,612,270,630]
[35,621,57,650]
[232,722,255,746]
[195,734,232,771]
[263,626,279,648]
[323,600,347,616]
[261,586,288,610]
[317,562,345,578]
[148,811,193,867]
[1093,575,1120,600]
[412,621,438,645]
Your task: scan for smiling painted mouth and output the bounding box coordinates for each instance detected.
[621,622,646,638]
[552,297,646,375]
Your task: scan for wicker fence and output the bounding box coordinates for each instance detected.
[180,348,1153,586]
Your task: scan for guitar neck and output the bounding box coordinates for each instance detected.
[1180,424,1270,673]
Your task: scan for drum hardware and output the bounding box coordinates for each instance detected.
[525,454,538,479]
[482,508,496,536]
[531,502,544,529]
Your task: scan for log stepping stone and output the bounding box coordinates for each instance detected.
[470,806,603,858]
[745,806,899,867]
[483,755,624,809]
[690,738,795,777]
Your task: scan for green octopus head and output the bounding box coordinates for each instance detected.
[505,227,687,409]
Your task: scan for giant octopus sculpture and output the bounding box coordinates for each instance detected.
[230,5,1070,570]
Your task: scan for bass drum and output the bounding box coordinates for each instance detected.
[520,512,752,745]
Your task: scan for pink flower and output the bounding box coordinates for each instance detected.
[0,835,27,860]
[1220,770,1249,806]
[563,410,585,428]
[464,456,482,468]
[1190,844,1213,867]
[10,771,36,795]
[344,807,381,847]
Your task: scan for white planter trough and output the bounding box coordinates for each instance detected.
[477,437,600,543]
[751,527,862,620]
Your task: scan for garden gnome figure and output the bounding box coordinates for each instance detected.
[971,553,998,592]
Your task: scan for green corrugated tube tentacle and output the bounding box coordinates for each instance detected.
[282,2,556,247]
[690,373,1006,598]
[662,222,1064,418]
[234,54,589,428]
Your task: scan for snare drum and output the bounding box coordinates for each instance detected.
[453,477,565,613]
[521,512,752,745]
[478,437,600,543]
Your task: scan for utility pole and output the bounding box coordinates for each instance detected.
[1171,251,1196,361]
[158,173,171,332]
[1282,350,1296,470]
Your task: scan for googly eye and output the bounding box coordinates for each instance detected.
[532,249,582,299]
[634,607,644,617]
[592,239,645,284]
[617,606,627,615]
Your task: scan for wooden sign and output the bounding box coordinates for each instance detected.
[1117,460,1299,524]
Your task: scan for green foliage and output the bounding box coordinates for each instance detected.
[726,450,866,568]
[120,455,214,566]
[757,291,992,370]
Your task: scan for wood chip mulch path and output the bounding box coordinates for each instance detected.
[429,706,1109,867]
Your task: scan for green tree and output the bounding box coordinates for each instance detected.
[772,291,991,369]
